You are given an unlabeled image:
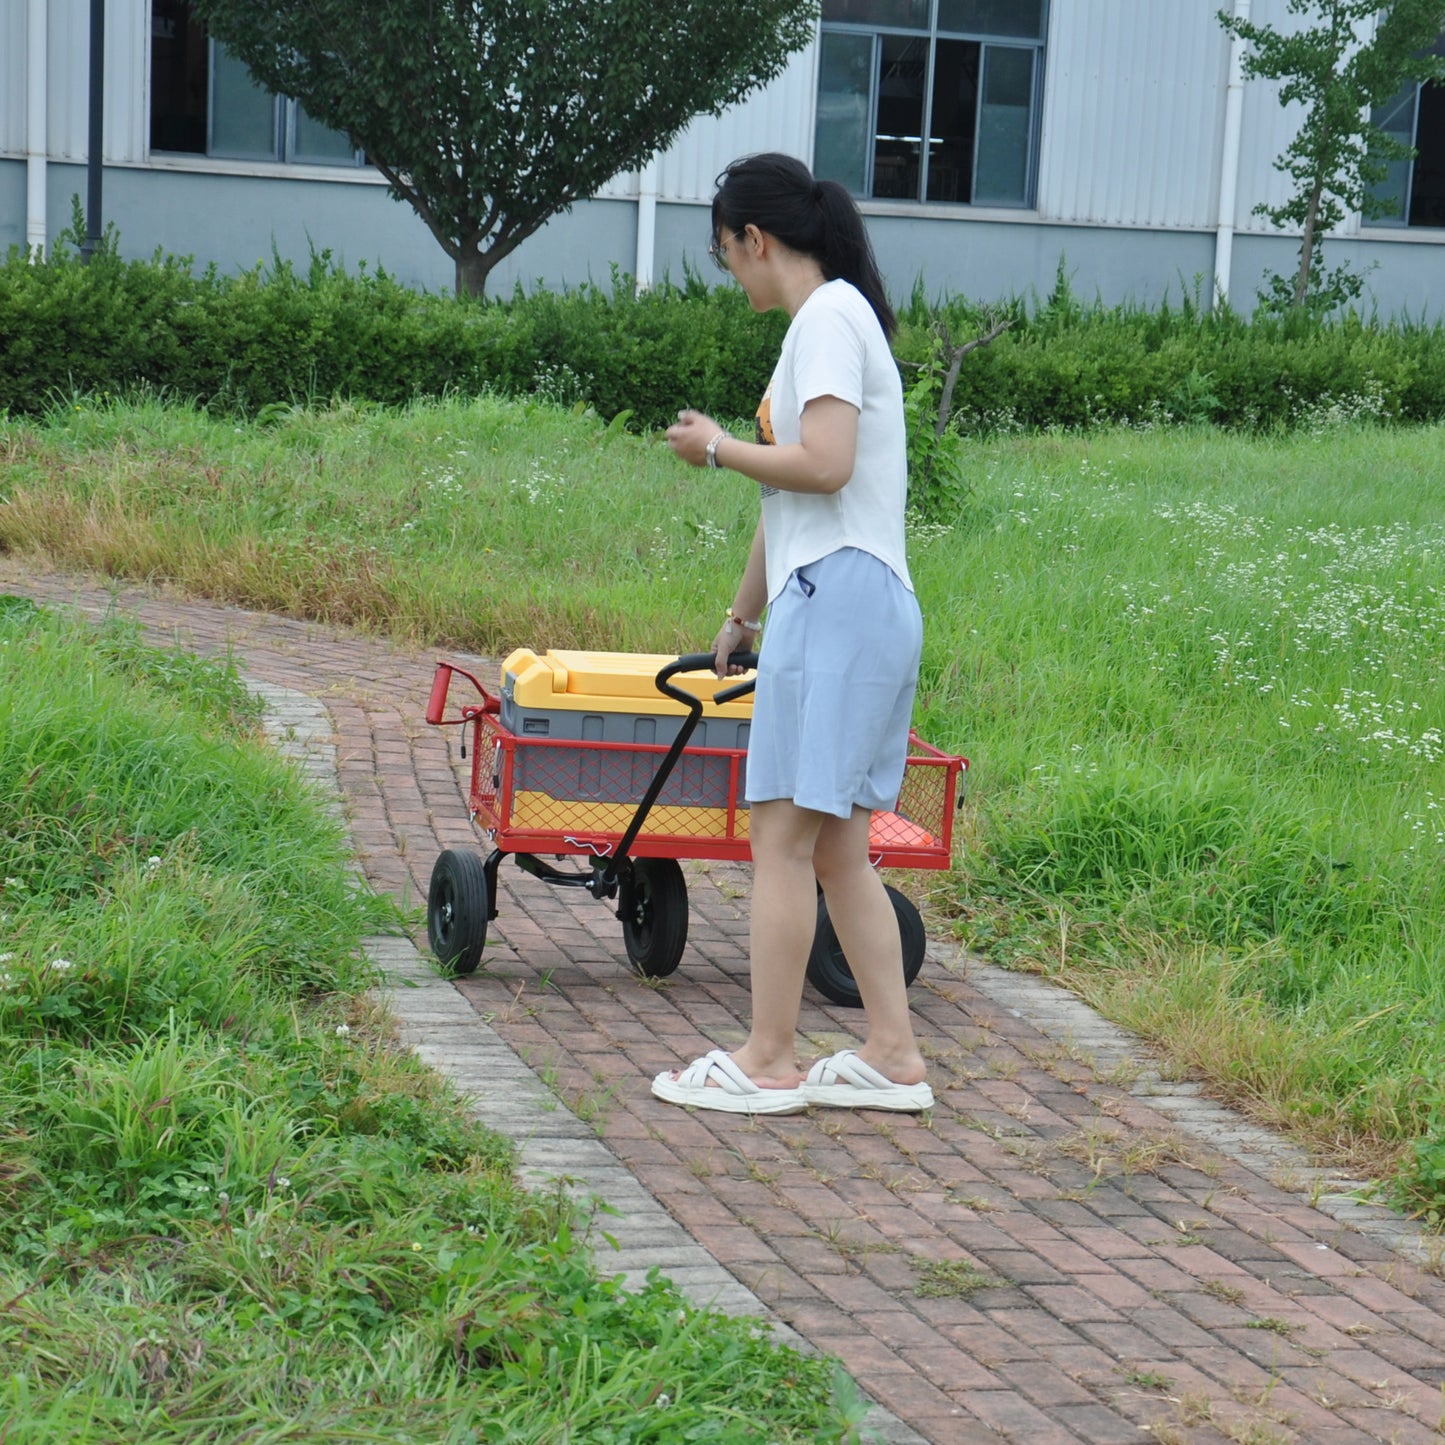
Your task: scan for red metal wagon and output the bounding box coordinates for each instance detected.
[423,649,967,1006]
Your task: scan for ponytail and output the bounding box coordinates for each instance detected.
[712,153,896,340]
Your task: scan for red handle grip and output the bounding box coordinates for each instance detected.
[425,664,454,725]
[424,660,500,724]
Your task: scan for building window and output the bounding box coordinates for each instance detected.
[814,0,1047,206]
[149,0,362,166]
[1367,32,1445,228]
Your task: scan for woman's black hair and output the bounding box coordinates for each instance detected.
[712,152,897,340]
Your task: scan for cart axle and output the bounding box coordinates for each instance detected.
[514,851,620,901]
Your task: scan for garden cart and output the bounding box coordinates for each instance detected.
[423,649,967,1006]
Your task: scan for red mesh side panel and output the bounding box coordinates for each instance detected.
[473,716,962,866]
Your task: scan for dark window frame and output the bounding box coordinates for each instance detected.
[1366,31,1445,230]
[814,0,1048,208]
[149,0,363,169]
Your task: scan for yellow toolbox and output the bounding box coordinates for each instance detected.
[498,649,754,836]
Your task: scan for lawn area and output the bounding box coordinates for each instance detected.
[0,599,854,1441]
[3,394,1444,1205]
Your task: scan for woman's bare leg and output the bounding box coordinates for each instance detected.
[812,807,925,1084]
[725,797,824,1088]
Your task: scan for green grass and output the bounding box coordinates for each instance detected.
[0,601,855,1442]
[0,392,758,649]
[913,426,1445,1181]
[3,393,1445,1208]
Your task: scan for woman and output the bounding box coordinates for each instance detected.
[655,153,931,1116]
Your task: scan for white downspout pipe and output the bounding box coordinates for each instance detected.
[1214,0,1251,309]
[25,0,48,257]
[634,156,658,293]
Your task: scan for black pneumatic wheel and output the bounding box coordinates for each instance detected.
[427,849,491,976]
[619,857,689,978]
[805,884,926,1008]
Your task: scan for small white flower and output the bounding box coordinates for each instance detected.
[0,952,13,964]
[146,855,163,870]
[655,1393,672,1409]
[335,1023,351,1037]
[218,1191,230,1203]
[47,959,75,974]
[412,1242,423,1252]
[3,879,21,889]
[274,1175,291,1191]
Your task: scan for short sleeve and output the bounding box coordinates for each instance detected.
[787,292,866,417]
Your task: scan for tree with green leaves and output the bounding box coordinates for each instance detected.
[1219,0,1445,311]
[188,0,819,297]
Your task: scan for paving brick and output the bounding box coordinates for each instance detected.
[14,565,1445,1445]
[959,1389,1074,1439]
[1021,1283,1125,1324]
[989,1358,1100,1408]
[1045,1402,1155,1444]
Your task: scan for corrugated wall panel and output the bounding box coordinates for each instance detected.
[1235,69,1303,233]
[47,0,147,162]
[1230,0,1374,236]
[12,0,1382,245]
[0,4,28,156]
[1039,1,1229,229]
[656,44,817,203]
[47,0,87,159]
[108,0,148,163]
[598,42,818,203]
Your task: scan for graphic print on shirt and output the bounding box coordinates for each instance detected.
[755,385,779,499]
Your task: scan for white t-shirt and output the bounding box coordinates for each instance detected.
[756,278,913,604]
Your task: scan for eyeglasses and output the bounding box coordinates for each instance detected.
[707,230,741,273]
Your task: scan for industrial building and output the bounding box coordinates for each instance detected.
[3,1,1441,310]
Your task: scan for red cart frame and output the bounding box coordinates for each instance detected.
[423,652,968,1005]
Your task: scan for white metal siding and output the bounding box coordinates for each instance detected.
[1234,60,1306,233]
[598,42,818,203]
[1014,0,1364,238]
[0,4,26,156]
[45,0,88,160]
[1230,0,1375,236]
[1,0,1391,246]
[8,0,147,163]
[1038,1,1230,229]
[108,0,148,163]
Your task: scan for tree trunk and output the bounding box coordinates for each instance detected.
[455,251,495,299]
[1292,177,1324,309]
[935,314,1013,436]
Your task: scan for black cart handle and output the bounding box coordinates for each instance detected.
[656,650,760,706]
[603,651,759,882]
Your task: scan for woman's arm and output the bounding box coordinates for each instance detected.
[710,517,768,676]
[666,396,859,495]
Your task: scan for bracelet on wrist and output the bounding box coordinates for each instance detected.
[705,432,728,470]
[725,612,762,633]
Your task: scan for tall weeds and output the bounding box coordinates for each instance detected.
[7,394,1445,1205]
[0,600,848,1440]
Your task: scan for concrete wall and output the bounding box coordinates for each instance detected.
[656,198,1444,316]
[6,160,640,295]
[5,158,1441,318]
[0,160,25,255]
[5,0,1442,312]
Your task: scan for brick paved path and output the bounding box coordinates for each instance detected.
[9,566,1445,1445]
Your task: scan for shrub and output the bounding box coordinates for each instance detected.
[6,225,1445,433]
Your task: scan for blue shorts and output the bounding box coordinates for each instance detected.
[745,548,922,819]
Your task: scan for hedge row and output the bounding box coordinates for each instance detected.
[5,232,1445,433]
